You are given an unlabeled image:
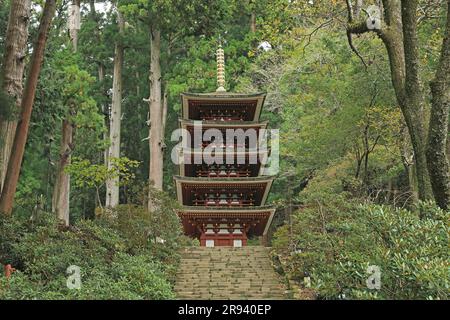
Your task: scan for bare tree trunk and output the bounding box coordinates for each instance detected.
[249,0,256,33]
[0,0,56,215]
[136,71,140,96]
[380,1,429,200]
[355,157,362,179]
[52,119,72,223]
[162,83,168,135]
[89,0,95,15]
[400,0,433,202]
[98,64,109,166]
[148,27,163,209]
[52,0,79,225]
[0,0,31,193]
[105,9,124,208]
[250,12,256,33]
[68,0,80,50]
[355,0,363,18]
[362,124,369,184]
[426,0,450,210]
[400,125,418,202]
[88,0,108,166]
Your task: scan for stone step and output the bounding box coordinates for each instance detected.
[175,246,286,300]
[177,270,277,275]
[175,283,284,288]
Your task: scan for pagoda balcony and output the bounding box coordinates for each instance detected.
[179,119,269,150]
[176,206,277,242]
[200,142,249,150]
[200,114,245,122]
[174,169,275,207]
[196,169,251,178]
[177,149,269,177]
[192,198,255,207]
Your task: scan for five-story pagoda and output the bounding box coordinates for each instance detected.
[174,45,275,247]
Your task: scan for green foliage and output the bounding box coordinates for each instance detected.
[103,199,182,252]
[65,157,139,210]
[0,0,10,59]
[0,85,15,124]
[273,183,449,299]
[1,0,447,301]
[14,45,107,218]
[237,20,407,204]
[67,157,139,190]
[0,189,184,299]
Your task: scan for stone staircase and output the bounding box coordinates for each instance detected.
[174,246,287,300]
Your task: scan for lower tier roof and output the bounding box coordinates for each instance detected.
[177,206,276,237]
[174,175,275,207]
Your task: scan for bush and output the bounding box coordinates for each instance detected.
[0,191,184,300]
[273,195,449,300]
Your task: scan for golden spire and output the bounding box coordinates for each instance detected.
[216,44,226,92]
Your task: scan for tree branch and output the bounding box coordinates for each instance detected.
[345,1,371,69]
[346,30,368,69]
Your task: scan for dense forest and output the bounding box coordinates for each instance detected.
[0,0,448,300]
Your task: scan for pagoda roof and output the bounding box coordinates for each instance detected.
[180,92,266,122]
[177,205,277,236]
[173,175,275,183]
[178,205,276,212]
[181,91,266,99]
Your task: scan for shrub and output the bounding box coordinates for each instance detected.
[273,196,449,300]
[0,190,183,300]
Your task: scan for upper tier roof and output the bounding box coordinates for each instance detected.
[180,92,266,122]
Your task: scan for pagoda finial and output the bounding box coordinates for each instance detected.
[216,42,226,92]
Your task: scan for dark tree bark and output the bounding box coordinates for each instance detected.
[426,0,450,210]
[400,0,432,202]
[0,0,57,215]
[0,0,31,192]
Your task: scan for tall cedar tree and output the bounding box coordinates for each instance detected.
[0,0,31,192]
[0,0,57,215]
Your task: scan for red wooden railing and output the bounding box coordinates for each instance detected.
[196,169,251,178]
[192,199,255,207]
